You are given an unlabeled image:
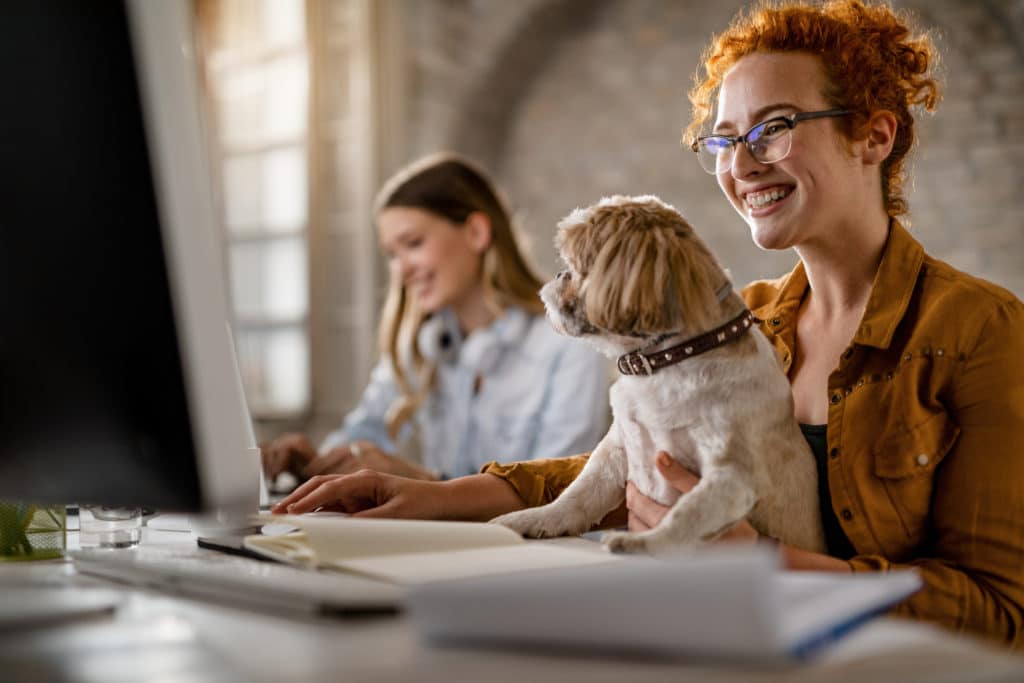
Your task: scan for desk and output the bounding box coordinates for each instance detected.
[1,529,1022,683]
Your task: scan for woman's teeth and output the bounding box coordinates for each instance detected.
[746,188,790,209]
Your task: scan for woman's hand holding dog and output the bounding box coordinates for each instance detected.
[626,451,758,543]
[637,451,853,572]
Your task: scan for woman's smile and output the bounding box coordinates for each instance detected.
[743,184,794,214]
[407,274,435,299]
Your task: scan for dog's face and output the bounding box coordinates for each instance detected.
[542,195,728,354]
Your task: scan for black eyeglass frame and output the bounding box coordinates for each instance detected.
[691,108,853,174]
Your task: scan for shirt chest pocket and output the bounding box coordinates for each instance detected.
[872,412,960,548]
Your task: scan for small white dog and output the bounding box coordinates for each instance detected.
[492,195,825,555]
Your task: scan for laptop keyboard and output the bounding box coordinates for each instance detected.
[70,544,402,616]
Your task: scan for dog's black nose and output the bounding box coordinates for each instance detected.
[557,270,570,281]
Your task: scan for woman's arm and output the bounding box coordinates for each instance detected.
[272,470,527,521]
[481,454,591,507]
[301,358,440,480]
[846,300,1024,646]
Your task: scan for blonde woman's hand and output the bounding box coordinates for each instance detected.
[626,451,758,543]
[302,441,439,481]
[261,432,317,481]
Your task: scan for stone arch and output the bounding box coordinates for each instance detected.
[448,0,611,171]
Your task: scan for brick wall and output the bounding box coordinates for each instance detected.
[393,0,1024,296]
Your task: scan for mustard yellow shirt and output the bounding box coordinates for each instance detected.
[483,221,1024,647]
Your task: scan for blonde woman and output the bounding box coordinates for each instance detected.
[262,153,609,483]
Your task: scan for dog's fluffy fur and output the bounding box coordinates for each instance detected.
[492,196,825,555]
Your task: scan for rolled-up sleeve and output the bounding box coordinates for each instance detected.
[481,455,591,507]
[849,300,1024,647]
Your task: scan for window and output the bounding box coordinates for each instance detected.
[195,0,393,433]
[195,0,312,417]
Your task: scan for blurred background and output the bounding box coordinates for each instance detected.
[190,0,1024,442]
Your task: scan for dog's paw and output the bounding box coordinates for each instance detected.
[490,507,589,539]
[490,508,559,538]
[601,530,650,554]
[604,527,700,556]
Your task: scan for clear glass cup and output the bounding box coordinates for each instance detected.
[79,506,142,548]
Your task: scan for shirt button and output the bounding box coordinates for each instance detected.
[829,448,839,459]
[936,349,945,357]
[841,508,853,521]
[917,453,930,466]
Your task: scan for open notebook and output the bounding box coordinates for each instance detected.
[243,514,621,584]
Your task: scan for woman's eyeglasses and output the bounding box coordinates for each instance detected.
[691,109,852,176]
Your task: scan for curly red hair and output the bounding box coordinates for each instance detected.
[685,0,941,217]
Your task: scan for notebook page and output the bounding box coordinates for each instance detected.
[334,541,621,584]
[247,515,526,564]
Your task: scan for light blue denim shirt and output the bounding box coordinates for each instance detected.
[320,306,610,478]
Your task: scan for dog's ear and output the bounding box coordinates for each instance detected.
[555,207,603,277]
[660,227,726,333]
[579,200,725,336]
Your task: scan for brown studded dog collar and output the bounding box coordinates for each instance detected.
[616,310,761,376]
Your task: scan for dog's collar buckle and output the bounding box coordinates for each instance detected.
[618,352,654,376]
[616,309,761,377]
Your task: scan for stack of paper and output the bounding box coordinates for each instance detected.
[406,547,921,661]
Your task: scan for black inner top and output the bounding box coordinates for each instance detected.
[799,423,857,559]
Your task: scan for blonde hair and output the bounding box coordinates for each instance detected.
[375,152,545,439]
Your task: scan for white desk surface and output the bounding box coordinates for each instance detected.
[1,528,1022,683]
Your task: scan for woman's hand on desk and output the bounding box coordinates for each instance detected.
[261,433,317,480]
[271,470,448,518]
[262,434,438,483]
[271,470,528,522]
[303,442,439,481]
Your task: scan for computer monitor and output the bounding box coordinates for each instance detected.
[0,1,259,516]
